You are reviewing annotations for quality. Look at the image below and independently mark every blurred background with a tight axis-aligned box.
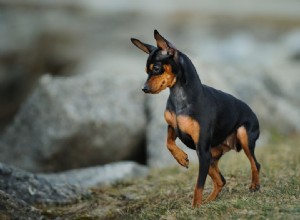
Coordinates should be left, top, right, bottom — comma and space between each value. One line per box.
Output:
0, 0, 300, 173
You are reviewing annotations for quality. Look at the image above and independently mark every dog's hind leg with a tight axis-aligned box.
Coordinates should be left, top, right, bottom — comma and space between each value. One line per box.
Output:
237, 126, 261, 191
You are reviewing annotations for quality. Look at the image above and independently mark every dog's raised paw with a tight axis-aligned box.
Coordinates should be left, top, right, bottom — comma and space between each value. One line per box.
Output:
174, 151, 189, 168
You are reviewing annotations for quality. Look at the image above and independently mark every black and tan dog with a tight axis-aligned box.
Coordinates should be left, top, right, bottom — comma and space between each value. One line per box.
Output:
131, 30, 261, 207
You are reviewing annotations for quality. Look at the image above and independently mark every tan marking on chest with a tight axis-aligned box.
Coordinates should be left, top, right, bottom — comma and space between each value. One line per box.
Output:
164, 110, 176, 128
177, 115, 200, 144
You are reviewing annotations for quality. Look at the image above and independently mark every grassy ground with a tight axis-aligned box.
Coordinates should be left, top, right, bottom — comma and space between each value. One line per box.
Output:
40, 135, 300, 219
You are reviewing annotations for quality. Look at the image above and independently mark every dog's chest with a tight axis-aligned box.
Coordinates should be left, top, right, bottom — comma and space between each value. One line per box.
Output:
164, 110, 199, 149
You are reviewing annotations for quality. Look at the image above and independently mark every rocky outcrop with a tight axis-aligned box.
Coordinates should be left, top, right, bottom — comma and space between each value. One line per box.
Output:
41, 161, 149, 188
0, 163, 87, 205
0, 72, 146, 172
0, 190, 44, 220
0, 161, 148, 219
0, 1, 88, 131
0, 161, 148, 205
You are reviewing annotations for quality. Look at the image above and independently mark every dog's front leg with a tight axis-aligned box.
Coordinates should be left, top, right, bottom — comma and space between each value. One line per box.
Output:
192, 137, 211, 208
166, 125, 189, 168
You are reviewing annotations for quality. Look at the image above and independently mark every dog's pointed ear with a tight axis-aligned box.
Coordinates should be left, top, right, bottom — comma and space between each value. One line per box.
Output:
131, 38, 156, 54
154, 30, 176, 54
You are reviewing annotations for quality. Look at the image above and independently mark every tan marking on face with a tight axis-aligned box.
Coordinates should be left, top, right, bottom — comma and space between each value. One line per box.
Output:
177, 115, 200, 144
149, 64, 154, 70
147, 64, 176, 94
145, 64, 154, 74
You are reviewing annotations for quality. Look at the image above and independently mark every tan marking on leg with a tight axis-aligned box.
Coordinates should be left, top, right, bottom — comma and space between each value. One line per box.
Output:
222, 132, 238, 151
211, 146, 223, 158
166, 126, 189, 168
177, 116, 201, 207
177, 115, 200, 145
237, 126, 260, 191
205, 161, 224, 203
192, 186, 203, 208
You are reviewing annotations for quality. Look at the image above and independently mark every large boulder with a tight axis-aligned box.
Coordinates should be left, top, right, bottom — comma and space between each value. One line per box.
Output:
0, 70, 146, 172
41, 161, 148, 188
0, 161, 147, 205
0, 1, 90, 131
0, 163, 87, 205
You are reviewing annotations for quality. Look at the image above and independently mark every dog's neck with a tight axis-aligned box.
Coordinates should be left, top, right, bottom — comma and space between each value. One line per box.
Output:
178, 52, 201, 85
169, 52, 202, 112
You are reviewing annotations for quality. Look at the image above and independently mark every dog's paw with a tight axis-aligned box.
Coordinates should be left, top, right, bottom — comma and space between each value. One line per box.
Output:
174, 150, 189, 168
249, 183, 260, 192
192, 197, 202, 208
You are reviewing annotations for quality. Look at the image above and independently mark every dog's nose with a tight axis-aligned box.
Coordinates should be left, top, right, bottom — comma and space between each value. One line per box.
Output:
142, 85, 150, 93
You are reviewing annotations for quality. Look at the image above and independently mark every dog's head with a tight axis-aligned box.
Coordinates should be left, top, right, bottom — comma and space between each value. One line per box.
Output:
131, 30, 179, 94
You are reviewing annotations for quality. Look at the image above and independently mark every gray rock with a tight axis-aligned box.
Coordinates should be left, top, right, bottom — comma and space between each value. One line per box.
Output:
41, 161, 149, 188
0, 161, 147, 208
0, 1, 88, 131
0, 71, 146, 172
282, 29, 300, 61
0, 190, 44, 220
0, 163, 87, 205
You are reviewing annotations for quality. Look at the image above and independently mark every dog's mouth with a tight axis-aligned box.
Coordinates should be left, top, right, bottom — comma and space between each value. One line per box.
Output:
142, 79, 170, 94
142, 88, 163, 94
151, 89, 162, 94
149, 84, 167, 94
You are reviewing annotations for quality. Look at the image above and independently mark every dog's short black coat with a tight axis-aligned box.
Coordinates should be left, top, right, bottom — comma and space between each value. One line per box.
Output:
131, 30, 261, 207
167, 52, 259, 148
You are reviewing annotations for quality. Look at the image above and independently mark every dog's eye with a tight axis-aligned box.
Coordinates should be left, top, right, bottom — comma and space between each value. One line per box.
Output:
152, 65, 161, 74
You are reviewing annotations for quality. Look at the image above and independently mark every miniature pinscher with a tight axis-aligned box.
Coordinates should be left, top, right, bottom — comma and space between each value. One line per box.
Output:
131, 30, 261, 207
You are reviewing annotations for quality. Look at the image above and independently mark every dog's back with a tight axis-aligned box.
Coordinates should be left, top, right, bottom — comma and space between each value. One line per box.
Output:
200, 84, 260, 146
